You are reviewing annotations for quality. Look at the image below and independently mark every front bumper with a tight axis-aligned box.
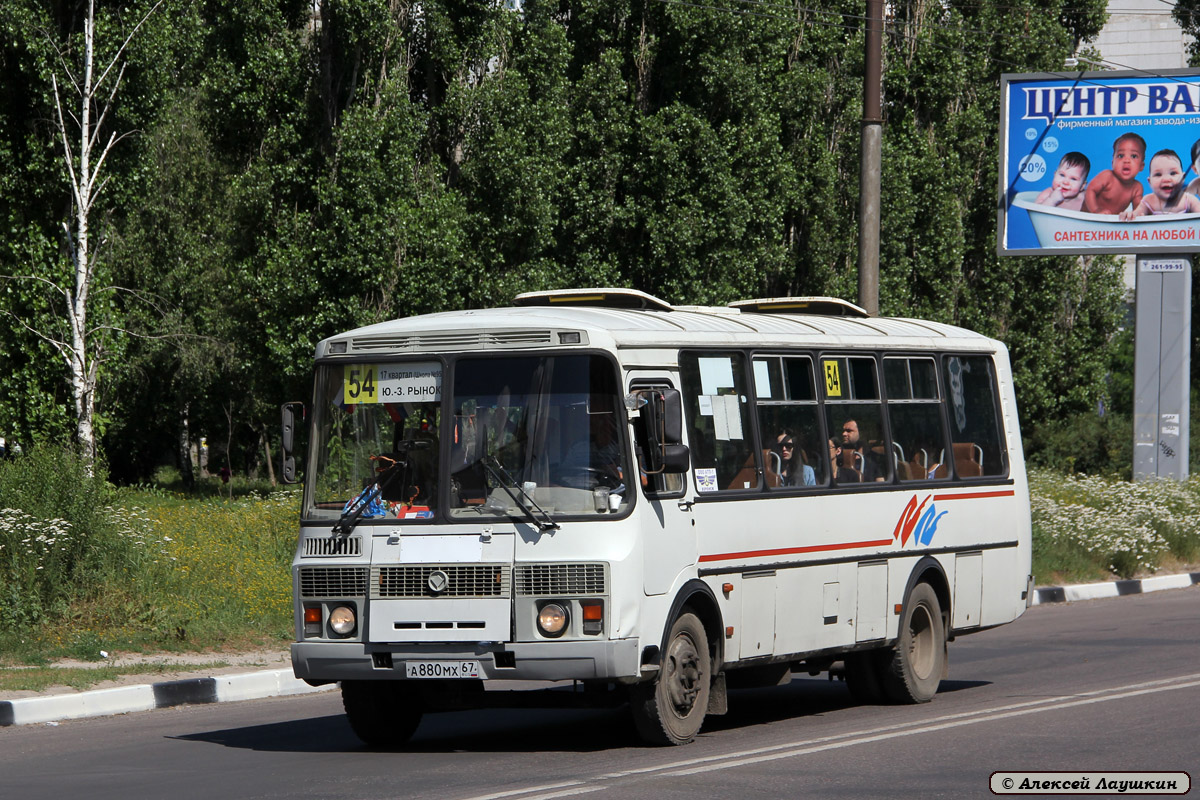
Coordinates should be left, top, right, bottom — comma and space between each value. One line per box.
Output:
291, 638, 641, 683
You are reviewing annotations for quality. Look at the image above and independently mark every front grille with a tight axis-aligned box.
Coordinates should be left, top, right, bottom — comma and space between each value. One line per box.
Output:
373, 564, 511, 598
515, 563, 607, 596
302, 535, 362, 557
299, 566, 368, 598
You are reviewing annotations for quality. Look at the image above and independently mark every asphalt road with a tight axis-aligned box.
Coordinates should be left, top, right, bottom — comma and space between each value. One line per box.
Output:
2, 587, 1197, 800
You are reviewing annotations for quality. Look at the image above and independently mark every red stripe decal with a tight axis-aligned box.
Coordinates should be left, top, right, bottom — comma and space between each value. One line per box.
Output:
699, 538, 894, 564
932, 490, 1016, 501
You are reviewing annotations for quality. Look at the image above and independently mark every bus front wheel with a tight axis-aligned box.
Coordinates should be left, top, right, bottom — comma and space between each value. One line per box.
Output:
883, 583, 946, 703
630, 611, 711, 745
341, 680, 423, 747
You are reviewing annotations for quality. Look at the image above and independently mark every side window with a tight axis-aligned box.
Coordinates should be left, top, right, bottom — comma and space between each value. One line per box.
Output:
680, 352, 759, 493
822, 355, 889, 484
754, 355, 826, 488
885, 357, 950, 481
944, 355, 1007, 478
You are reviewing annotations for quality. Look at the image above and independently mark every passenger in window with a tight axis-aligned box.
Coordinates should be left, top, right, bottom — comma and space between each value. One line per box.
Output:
829, 437, 861, 484
775, 431, 816, 487
839, 419, 885, 482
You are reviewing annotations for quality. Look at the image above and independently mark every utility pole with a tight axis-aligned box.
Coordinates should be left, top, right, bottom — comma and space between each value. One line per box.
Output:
857, 0, 883, 316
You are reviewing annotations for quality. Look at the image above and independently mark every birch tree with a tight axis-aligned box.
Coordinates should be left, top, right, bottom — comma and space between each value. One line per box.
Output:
43, 0, 161, 458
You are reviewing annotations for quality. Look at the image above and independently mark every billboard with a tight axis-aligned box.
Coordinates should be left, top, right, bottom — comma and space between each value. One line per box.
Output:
999, 69, 1200, 256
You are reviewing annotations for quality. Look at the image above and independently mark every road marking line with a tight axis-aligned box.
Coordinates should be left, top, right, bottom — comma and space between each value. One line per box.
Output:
663, 678, 1200, 776
451, 672, 1200, 800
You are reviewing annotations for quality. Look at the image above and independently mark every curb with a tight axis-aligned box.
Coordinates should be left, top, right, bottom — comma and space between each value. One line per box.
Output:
1031, 571, 1200, 605
3, 573, 1197, 728
0, 668, 334, 728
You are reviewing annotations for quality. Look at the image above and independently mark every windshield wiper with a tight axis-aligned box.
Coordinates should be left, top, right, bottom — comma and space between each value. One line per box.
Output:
478, 456, 559, 532
332, 440, 429, 535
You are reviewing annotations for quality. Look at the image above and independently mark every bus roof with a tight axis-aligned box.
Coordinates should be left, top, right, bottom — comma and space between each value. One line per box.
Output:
317, 289, 1000, 359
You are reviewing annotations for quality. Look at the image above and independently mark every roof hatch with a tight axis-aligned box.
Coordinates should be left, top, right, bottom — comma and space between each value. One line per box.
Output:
513, 287, 674, 312
729, 296, 870, 318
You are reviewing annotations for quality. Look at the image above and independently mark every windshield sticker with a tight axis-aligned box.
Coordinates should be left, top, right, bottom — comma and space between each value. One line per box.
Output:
344, 362, 442, 404
696, 468, 718, 492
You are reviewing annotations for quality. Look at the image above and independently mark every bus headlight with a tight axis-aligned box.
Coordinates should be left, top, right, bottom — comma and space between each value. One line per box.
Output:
537, 603, 569, 637
329, 605, 356, 635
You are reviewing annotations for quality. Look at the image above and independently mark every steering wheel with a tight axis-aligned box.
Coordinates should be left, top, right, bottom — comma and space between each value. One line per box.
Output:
558, 466, 621, 490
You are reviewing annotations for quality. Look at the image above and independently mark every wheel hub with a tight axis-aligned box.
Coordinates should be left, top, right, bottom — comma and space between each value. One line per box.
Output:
664, 634, 702, 715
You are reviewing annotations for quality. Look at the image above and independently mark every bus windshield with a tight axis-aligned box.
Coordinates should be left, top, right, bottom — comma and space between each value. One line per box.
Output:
447, 354, 631, 520
304, 354, 631, 523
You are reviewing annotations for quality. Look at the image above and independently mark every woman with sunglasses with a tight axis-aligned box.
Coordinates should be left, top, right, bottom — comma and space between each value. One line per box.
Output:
776, 431, 816, 487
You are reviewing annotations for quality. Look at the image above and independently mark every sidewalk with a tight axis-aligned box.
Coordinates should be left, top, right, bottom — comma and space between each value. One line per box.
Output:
3, 571, 1197, 728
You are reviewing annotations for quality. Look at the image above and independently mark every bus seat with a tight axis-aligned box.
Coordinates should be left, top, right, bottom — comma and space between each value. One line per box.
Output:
835, 465, 863, 484
725, 453, 760, 491
951, 443, 983, 478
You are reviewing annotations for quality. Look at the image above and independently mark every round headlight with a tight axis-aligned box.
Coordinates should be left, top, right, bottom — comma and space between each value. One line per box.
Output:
329, 605, 356, 635
537, 603, 569, 637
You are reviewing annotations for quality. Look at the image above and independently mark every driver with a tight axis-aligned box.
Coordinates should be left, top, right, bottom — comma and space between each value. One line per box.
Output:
559, 395, 625, 486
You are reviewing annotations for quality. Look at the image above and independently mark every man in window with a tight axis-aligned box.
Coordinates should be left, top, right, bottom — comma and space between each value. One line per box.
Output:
840, 419, 886, 482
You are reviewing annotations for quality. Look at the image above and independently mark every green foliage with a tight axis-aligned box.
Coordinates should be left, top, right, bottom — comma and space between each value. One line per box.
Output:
0, 446, 137, 628
0, 451, 296, 656
1026, 412, 1132, 478
0, 0, 1129, 480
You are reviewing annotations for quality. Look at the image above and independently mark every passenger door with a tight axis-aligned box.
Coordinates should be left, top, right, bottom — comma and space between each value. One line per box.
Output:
629, 371, 697, 596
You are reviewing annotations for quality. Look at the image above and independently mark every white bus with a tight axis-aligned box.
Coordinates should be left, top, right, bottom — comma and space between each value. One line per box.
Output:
284, 288, 1032, 746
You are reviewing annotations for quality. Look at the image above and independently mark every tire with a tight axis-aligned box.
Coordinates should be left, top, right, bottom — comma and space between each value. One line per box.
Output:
630, 611, 711, 745
341, 680, 423, 747
843, 649, 889, 704
882, 583, 946, 704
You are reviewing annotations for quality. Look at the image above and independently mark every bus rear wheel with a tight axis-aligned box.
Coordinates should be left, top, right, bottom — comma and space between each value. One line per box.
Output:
630, 611, 711, 745
341, 680, 423, 747
882, 583, 946, 704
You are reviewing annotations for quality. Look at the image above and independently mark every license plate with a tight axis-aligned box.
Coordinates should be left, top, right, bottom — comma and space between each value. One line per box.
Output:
404, 660, 482, 679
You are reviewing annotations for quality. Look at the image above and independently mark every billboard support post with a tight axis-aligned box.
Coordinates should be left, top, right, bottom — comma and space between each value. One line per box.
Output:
1132, 255, 1191, 481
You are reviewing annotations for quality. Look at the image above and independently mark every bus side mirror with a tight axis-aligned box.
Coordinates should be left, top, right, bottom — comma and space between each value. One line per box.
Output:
633, 389, 689, 475
281, 402, 305, 485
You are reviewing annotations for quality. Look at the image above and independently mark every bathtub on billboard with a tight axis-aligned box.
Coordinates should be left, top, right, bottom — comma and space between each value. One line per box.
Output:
1010, 191, 1200, 250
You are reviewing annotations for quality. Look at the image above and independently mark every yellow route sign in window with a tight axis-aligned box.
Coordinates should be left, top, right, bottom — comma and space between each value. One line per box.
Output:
823, 359, 842, 397
344, 364, 378, 404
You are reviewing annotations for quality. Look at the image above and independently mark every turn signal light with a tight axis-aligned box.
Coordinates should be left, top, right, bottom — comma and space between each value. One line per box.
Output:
581, 602, 603, 635
304, 605, 321, 638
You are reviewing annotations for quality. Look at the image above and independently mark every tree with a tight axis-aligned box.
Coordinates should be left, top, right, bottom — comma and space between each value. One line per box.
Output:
1, 0, 163, 461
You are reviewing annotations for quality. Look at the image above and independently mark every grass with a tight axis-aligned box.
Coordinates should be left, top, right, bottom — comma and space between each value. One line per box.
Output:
0, 459, 299, 667
1030, 467, 1200, 583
